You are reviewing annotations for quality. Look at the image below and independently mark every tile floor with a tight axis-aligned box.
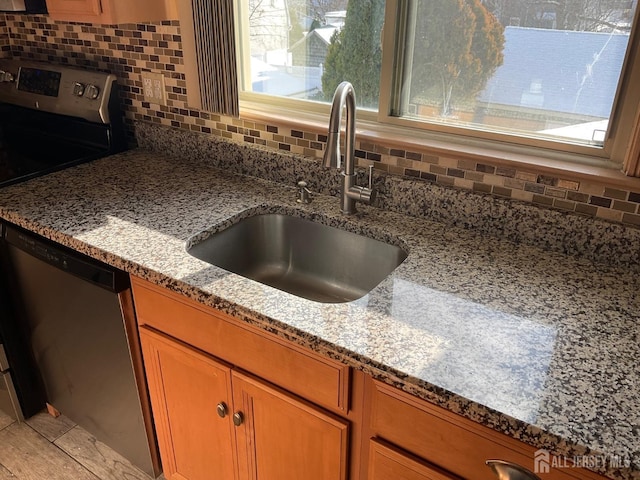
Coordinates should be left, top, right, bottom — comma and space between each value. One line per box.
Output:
0, 409, 161, 480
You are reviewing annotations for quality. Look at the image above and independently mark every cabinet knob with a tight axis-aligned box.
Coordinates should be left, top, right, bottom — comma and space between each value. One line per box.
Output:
486, 460, 541, 480
233, 412, 244, 426
216, 402, 228, 418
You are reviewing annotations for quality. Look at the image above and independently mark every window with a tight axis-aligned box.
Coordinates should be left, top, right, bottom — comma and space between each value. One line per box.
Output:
235, 0, 640, 169
236, 0, 384, 108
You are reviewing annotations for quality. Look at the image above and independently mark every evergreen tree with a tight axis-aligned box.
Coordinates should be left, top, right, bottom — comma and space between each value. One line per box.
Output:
321, 0, 384, 108
411, 0, 504, 116
322, 0, 504, 115
322, 29, 346, 99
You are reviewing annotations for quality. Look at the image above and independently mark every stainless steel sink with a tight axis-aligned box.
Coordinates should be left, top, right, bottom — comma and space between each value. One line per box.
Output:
187, 213, 407, 303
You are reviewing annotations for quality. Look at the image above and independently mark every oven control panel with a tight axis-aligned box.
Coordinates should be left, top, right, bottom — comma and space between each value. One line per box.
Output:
0, 59, 117, 124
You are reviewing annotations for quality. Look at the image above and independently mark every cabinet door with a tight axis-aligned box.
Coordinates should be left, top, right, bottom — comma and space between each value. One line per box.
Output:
232, 371, 349, 480
368, 439, 459, 480
140, 327, 237, 480
47, 0, 175, 24
46, 0, 102, 18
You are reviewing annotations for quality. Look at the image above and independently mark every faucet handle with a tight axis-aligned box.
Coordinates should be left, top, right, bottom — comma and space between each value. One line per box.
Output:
367, 165, 374, 190
346, 166, 377, 208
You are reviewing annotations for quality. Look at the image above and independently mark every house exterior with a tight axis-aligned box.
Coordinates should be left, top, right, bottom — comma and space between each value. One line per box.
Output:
290, 26, 336, 67
289, 10, 346, 67
416, 26, 629, 140
477, 26, 628, 119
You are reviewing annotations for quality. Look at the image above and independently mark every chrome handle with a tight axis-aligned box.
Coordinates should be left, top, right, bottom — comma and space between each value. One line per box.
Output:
232, 412, 244, 426
345, 165, 377, 207
486, 460, 541, 480
216, 402, 228, 418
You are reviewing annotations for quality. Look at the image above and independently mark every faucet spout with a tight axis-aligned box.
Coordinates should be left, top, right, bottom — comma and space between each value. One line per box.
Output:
323, 81, 376, 214
322, 81, 355, 171
322, 131, 342, 169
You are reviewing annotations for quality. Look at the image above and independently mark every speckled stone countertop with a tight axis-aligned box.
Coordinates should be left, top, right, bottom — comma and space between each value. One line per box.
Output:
0, 147, 638, 479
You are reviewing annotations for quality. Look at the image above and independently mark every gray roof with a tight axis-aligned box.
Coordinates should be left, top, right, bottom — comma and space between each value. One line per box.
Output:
478, 26, 629, 118
289, 26, 337, 52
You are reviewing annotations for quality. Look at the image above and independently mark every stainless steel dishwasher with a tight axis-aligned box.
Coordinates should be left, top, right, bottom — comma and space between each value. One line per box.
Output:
1, 222, 159, 478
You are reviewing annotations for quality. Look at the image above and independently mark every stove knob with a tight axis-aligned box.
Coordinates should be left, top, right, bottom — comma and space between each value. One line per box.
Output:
84, 84, 100, 100
72, 82, 85, 97
0, 71, 14, 83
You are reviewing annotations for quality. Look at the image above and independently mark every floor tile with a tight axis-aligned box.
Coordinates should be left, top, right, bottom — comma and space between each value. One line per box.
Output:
0, 411, 14, 431
25, 411, 76, 442
55, 426, 152, 480
0, 422, 99, 480
0, 464, 16, 479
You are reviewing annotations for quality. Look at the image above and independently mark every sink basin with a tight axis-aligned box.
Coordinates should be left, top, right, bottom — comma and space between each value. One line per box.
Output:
187, 213, 407, 303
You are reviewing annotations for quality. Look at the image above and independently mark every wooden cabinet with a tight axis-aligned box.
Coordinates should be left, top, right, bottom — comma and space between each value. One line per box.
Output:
140, 327, 236, 480
365, 378, 606, 480
140, 326, 349, 480
233, 371, 349, 480
133, 277, 352, 480
46, 0, 176, 24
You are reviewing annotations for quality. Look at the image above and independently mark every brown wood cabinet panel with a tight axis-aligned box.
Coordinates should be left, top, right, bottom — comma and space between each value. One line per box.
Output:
140, 327, 237, 480
368, 439, 459, 480
46, 0, 175, 24
47, 0, 100, 17
367, 379, 605, 480
232, 370, 349, 480
140, 325, 351, 480
131, 276, 350, 413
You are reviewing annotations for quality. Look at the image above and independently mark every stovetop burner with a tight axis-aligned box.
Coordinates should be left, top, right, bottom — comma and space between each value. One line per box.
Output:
0, 59, 126, 187
0, 138, 106, 187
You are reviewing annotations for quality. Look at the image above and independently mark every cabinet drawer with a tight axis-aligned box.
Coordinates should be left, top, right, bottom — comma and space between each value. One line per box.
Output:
369, 439, 459, 480
131, 276, 349, 413
368, 379, 604, 480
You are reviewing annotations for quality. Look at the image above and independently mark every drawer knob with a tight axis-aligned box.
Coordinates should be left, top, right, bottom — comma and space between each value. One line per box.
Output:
233, 412, 244, 426
486, 460, 541, 480
216, 402, 228, 418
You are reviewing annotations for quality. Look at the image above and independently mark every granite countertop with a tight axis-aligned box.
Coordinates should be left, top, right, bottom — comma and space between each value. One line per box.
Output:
0, 147, 638, 479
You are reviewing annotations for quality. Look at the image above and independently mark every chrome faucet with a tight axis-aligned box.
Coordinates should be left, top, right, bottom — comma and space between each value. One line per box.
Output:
323, 81, 376, 214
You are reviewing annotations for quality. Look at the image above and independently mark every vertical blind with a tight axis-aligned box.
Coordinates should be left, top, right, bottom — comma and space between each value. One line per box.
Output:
178, 0, 239, 117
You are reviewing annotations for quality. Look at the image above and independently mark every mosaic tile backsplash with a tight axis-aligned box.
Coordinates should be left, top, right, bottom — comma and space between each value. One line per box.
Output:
1, 13, 640, 229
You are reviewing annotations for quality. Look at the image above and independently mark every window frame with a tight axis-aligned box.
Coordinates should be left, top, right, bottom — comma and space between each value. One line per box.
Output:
234, 0, 640, 176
